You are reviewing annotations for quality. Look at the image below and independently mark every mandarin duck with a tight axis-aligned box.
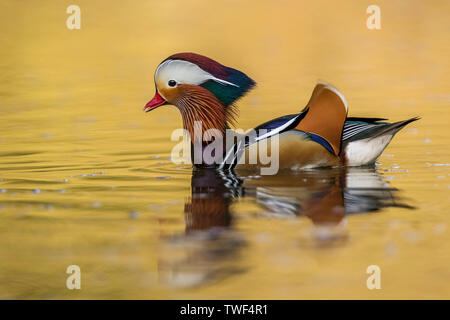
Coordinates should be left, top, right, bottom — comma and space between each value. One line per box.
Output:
143, 53, 419, 171
186, 167, 412, 230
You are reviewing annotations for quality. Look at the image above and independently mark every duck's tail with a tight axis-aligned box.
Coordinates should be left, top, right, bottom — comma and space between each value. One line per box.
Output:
343, 117, 420, 166
343, 117, 420, 143
368, 117, 420, 140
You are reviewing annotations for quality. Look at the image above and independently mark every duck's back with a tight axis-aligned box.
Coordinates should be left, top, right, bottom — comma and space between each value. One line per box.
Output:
222, 82, 418, 171
236, 82, 348, 171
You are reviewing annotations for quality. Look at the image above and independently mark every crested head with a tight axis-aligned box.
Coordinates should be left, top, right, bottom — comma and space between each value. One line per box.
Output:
160, 53, 256, 106
144, 52, 256, 142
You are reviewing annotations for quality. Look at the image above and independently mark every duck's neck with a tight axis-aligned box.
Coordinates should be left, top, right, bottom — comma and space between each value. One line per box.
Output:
179, 102, 230, 144
174, 85, 238, 166
182, 105, 231, 167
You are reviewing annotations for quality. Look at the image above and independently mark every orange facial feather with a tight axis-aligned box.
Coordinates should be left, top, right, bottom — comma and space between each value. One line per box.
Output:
173, 84, 237, 143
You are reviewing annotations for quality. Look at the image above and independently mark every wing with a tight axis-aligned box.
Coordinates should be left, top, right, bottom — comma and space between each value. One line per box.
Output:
219, 113, 306, 169
253, 81, 349, 153
342, 117, 419, 144
296, 82, 348, 155
219, 82, 349, 168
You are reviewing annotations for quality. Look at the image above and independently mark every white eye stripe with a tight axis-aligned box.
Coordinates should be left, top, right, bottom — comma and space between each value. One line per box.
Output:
155, 59, 238, 88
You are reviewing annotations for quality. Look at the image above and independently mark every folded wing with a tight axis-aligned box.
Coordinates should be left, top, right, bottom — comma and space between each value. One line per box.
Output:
296, 82, 348, 156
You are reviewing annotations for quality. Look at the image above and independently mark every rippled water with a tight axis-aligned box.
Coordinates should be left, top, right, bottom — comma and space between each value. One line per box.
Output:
0, 1, 449, 299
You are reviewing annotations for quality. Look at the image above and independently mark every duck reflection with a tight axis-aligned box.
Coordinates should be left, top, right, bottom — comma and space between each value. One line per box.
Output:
243, 167, 413, 224
184, 169, 242, 233
159, 170, 246, 287
160, 166, 413, 287
244, 168, 347, 225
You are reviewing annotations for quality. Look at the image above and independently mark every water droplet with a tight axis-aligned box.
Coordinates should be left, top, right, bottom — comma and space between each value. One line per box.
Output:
434, 224, 446, 235
129, 211, 139, 219
404, 231, 421, 243
385, 242, 398, 257
148, 204, 163, 211
388, 219, 400, 229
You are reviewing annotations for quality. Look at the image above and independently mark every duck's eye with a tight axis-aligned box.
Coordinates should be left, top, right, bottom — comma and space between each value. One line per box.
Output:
168, 80, 177, 87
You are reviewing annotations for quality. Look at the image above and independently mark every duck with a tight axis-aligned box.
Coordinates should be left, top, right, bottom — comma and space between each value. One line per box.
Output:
143, 52, 419, 171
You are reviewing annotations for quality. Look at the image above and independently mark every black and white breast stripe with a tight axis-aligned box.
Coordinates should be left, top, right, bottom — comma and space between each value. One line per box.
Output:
218, 112, 304, 169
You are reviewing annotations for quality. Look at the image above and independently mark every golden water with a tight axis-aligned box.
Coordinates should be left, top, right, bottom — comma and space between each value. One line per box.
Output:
0, 0, 449, 299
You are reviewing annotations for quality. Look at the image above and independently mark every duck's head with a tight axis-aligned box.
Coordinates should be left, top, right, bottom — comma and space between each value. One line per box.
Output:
143, 53, 255, 140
